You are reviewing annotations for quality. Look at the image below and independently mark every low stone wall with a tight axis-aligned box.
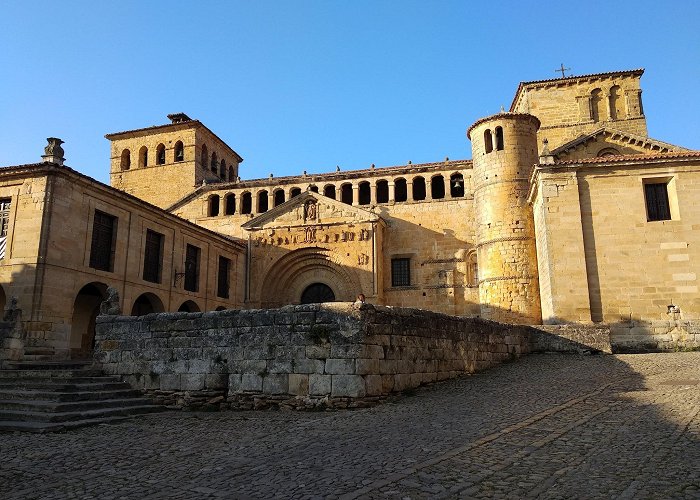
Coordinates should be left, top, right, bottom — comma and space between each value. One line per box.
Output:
610, 319, 700, 352
531, 325, 613, 354
94, 303, 531, 410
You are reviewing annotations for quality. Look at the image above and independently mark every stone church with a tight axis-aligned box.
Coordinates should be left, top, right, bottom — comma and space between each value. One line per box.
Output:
1, 68, 698, 362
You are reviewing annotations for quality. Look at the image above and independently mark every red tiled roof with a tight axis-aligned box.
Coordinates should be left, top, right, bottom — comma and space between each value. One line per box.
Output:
466, 113, 540, 139
553, 150, 700, 166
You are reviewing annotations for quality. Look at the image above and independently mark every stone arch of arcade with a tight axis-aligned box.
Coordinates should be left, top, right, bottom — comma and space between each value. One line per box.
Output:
258, 247, 361, 307
70, 281, 108, 358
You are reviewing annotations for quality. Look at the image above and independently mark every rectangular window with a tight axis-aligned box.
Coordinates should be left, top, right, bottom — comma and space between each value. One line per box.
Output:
391, 258, 411, 287
217, 256, 231, 299
644, 182, 671, 221
143, 229, 164, 283
184, 244, 200, 292
0, 198, 11, 238
89, 210, 117, 272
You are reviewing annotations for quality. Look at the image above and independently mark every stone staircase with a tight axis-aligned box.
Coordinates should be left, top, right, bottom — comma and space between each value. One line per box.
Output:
0, 360, 164, 433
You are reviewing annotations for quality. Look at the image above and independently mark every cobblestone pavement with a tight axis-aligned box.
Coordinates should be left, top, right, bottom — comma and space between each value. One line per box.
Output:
2, 353, 699, 499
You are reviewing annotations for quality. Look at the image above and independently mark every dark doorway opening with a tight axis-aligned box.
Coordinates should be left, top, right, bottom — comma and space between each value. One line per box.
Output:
300, 283, 336, 304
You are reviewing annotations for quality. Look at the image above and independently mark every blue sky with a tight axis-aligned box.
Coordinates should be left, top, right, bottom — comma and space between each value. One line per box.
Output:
1, 1, 699, 183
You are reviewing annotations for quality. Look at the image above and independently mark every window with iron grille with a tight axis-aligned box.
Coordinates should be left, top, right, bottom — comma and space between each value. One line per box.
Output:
0, 198, 11, 238
217, 256, 231, 299
184, 244, 200, 292
143, 229, 164, 283
89, 210, 117, 272
391, 258, 411, 287
644, 182, 671, 221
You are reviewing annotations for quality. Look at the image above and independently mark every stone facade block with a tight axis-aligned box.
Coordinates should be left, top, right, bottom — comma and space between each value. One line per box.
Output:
331, 375, 366, 397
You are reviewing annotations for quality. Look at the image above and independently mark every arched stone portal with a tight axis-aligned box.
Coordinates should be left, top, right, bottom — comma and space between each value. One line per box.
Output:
258, 247, 361, 308
300, 283, 336, 304
70, 282, 108, 358
131, 293, 165, 316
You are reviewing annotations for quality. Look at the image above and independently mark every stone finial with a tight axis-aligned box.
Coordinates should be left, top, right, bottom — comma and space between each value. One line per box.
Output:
99, 287, 121, 315
539, 139, 555, 165
336, 166, 340, 172
42, 138, 65, 166
407, 160, 412, 165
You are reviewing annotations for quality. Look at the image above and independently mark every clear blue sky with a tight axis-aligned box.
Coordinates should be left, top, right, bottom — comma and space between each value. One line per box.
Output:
1, 0, 699, 183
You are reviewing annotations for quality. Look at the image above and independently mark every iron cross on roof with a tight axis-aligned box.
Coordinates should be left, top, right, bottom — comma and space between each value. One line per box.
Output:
555, 64, 571, 78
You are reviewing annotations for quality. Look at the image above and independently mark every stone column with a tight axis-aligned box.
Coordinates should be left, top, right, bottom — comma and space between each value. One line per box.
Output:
352, 184, 359, 206
370, 181, 377, 205
388, 181, 395, 204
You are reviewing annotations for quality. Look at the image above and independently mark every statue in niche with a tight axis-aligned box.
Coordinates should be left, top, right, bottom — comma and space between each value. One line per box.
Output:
3, 296, 21, 323
357, 253, 370, 266
304, 200, 317, 221
99, 287, 121, 316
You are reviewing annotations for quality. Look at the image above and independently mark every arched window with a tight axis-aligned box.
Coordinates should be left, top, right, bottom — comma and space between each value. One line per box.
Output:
174, 141, 184, 162
258, 190, 269, 213
358, 181, 371, 205
201, 144, 208, 168
591, 88, 604, 122
208, 194, 220, 217
224, 193, 236, 215
309, 185, 319, 193
340, 183, 353, 204
468, 252, 478, 287
156, 144, 166, 165
412, 176, 426, 201
241, 192, 252, 214
274, 189, 285, 206
431, 175, 445, 199
495, 127, 504, 151
450, 173, 465, 198
597, 147, 620, 157
290, 187, 301, 198
120, 149, 131, 170
210, 152, 218, 173
609, 85, 623, 120
394, 178, 407, 202
220, 159, 227, 179
228, 166, 234, 181
138, 146, 148, 168
484, 129, 493, 153
376, 180, 389, 203
324, 184, 336, 199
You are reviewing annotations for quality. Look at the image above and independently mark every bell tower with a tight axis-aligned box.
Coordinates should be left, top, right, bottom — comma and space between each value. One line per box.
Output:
106, 114, 243, 209
467, 113, 542, 324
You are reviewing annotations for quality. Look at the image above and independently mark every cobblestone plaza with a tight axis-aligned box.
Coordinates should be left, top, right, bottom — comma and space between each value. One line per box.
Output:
2, 352, 699, 499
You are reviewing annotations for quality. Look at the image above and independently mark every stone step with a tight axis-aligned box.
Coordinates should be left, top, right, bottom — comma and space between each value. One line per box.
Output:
0, 387, 143, 402
0, 379, 129, 391
0, 404, 163, 424
0, 397, 155, 413
0, 415, 139, 433
0, 369, 108, 379
4, 360, 92, 370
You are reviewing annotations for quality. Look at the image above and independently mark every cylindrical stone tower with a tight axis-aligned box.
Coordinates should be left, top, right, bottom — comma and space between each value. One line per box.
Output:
467, 113, 542, 324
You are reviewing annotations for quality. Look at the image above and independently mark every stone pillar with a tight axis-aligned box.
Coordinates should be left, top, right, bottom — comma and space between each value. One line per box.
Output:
352, 184, 359, 206
388, 181, 395, 204
467, 113, 542, 325
426, 178, 433, 200
406, 179, 414, 201
369, 181, 377, 205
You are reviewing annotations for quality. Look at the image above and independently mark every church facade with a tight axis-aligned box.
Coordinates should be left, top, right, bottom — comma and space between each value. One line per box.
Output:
1, 68, 699, 360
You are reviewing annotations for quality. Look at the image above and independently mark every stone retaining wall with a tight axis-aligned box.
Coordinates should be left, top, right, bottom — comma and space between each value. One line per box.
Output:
94, 303, 531, 409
